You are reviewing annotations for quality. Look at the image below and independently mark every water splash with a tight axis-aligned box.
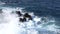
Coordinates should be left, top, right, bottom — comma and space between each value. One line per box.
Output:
0, 7, 60, 34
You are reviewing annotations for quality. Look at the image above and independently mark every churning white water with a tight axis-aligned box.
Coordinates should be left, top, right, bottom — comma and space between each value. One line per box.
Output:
0, 7, 60, 34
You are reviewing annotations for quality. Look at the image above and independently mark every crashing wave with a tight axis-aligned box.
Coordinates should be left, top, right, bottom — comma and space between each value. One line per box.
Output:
0, 7, 60, 34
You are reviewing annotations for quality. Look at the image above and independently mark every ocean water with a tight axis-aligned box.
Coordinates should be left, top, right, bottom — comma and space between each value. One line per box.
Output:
0, 0, 60, 34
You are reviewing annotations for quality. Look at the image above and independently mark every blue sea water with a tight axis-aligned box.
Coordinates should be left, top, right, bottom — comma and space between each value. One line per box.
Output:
0, 0, 60, 34
2, 0, 60, 26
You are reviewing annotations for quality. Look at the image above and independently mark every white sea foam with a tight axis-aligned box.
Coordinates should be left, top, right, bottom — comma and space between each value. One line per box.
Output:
0, 7, 60, 34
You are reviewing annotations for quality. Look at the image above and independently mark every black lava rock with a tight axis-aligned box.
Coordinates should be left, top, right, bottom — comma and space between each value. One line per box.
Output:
16, 11, 22, 16
19, 17, 26, 22
23, 13, 32, 20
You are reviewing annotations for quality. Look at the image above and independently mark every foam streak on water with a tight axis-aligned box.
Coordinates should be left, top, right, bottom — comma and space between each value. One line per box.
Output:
0, 7, 60, 34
